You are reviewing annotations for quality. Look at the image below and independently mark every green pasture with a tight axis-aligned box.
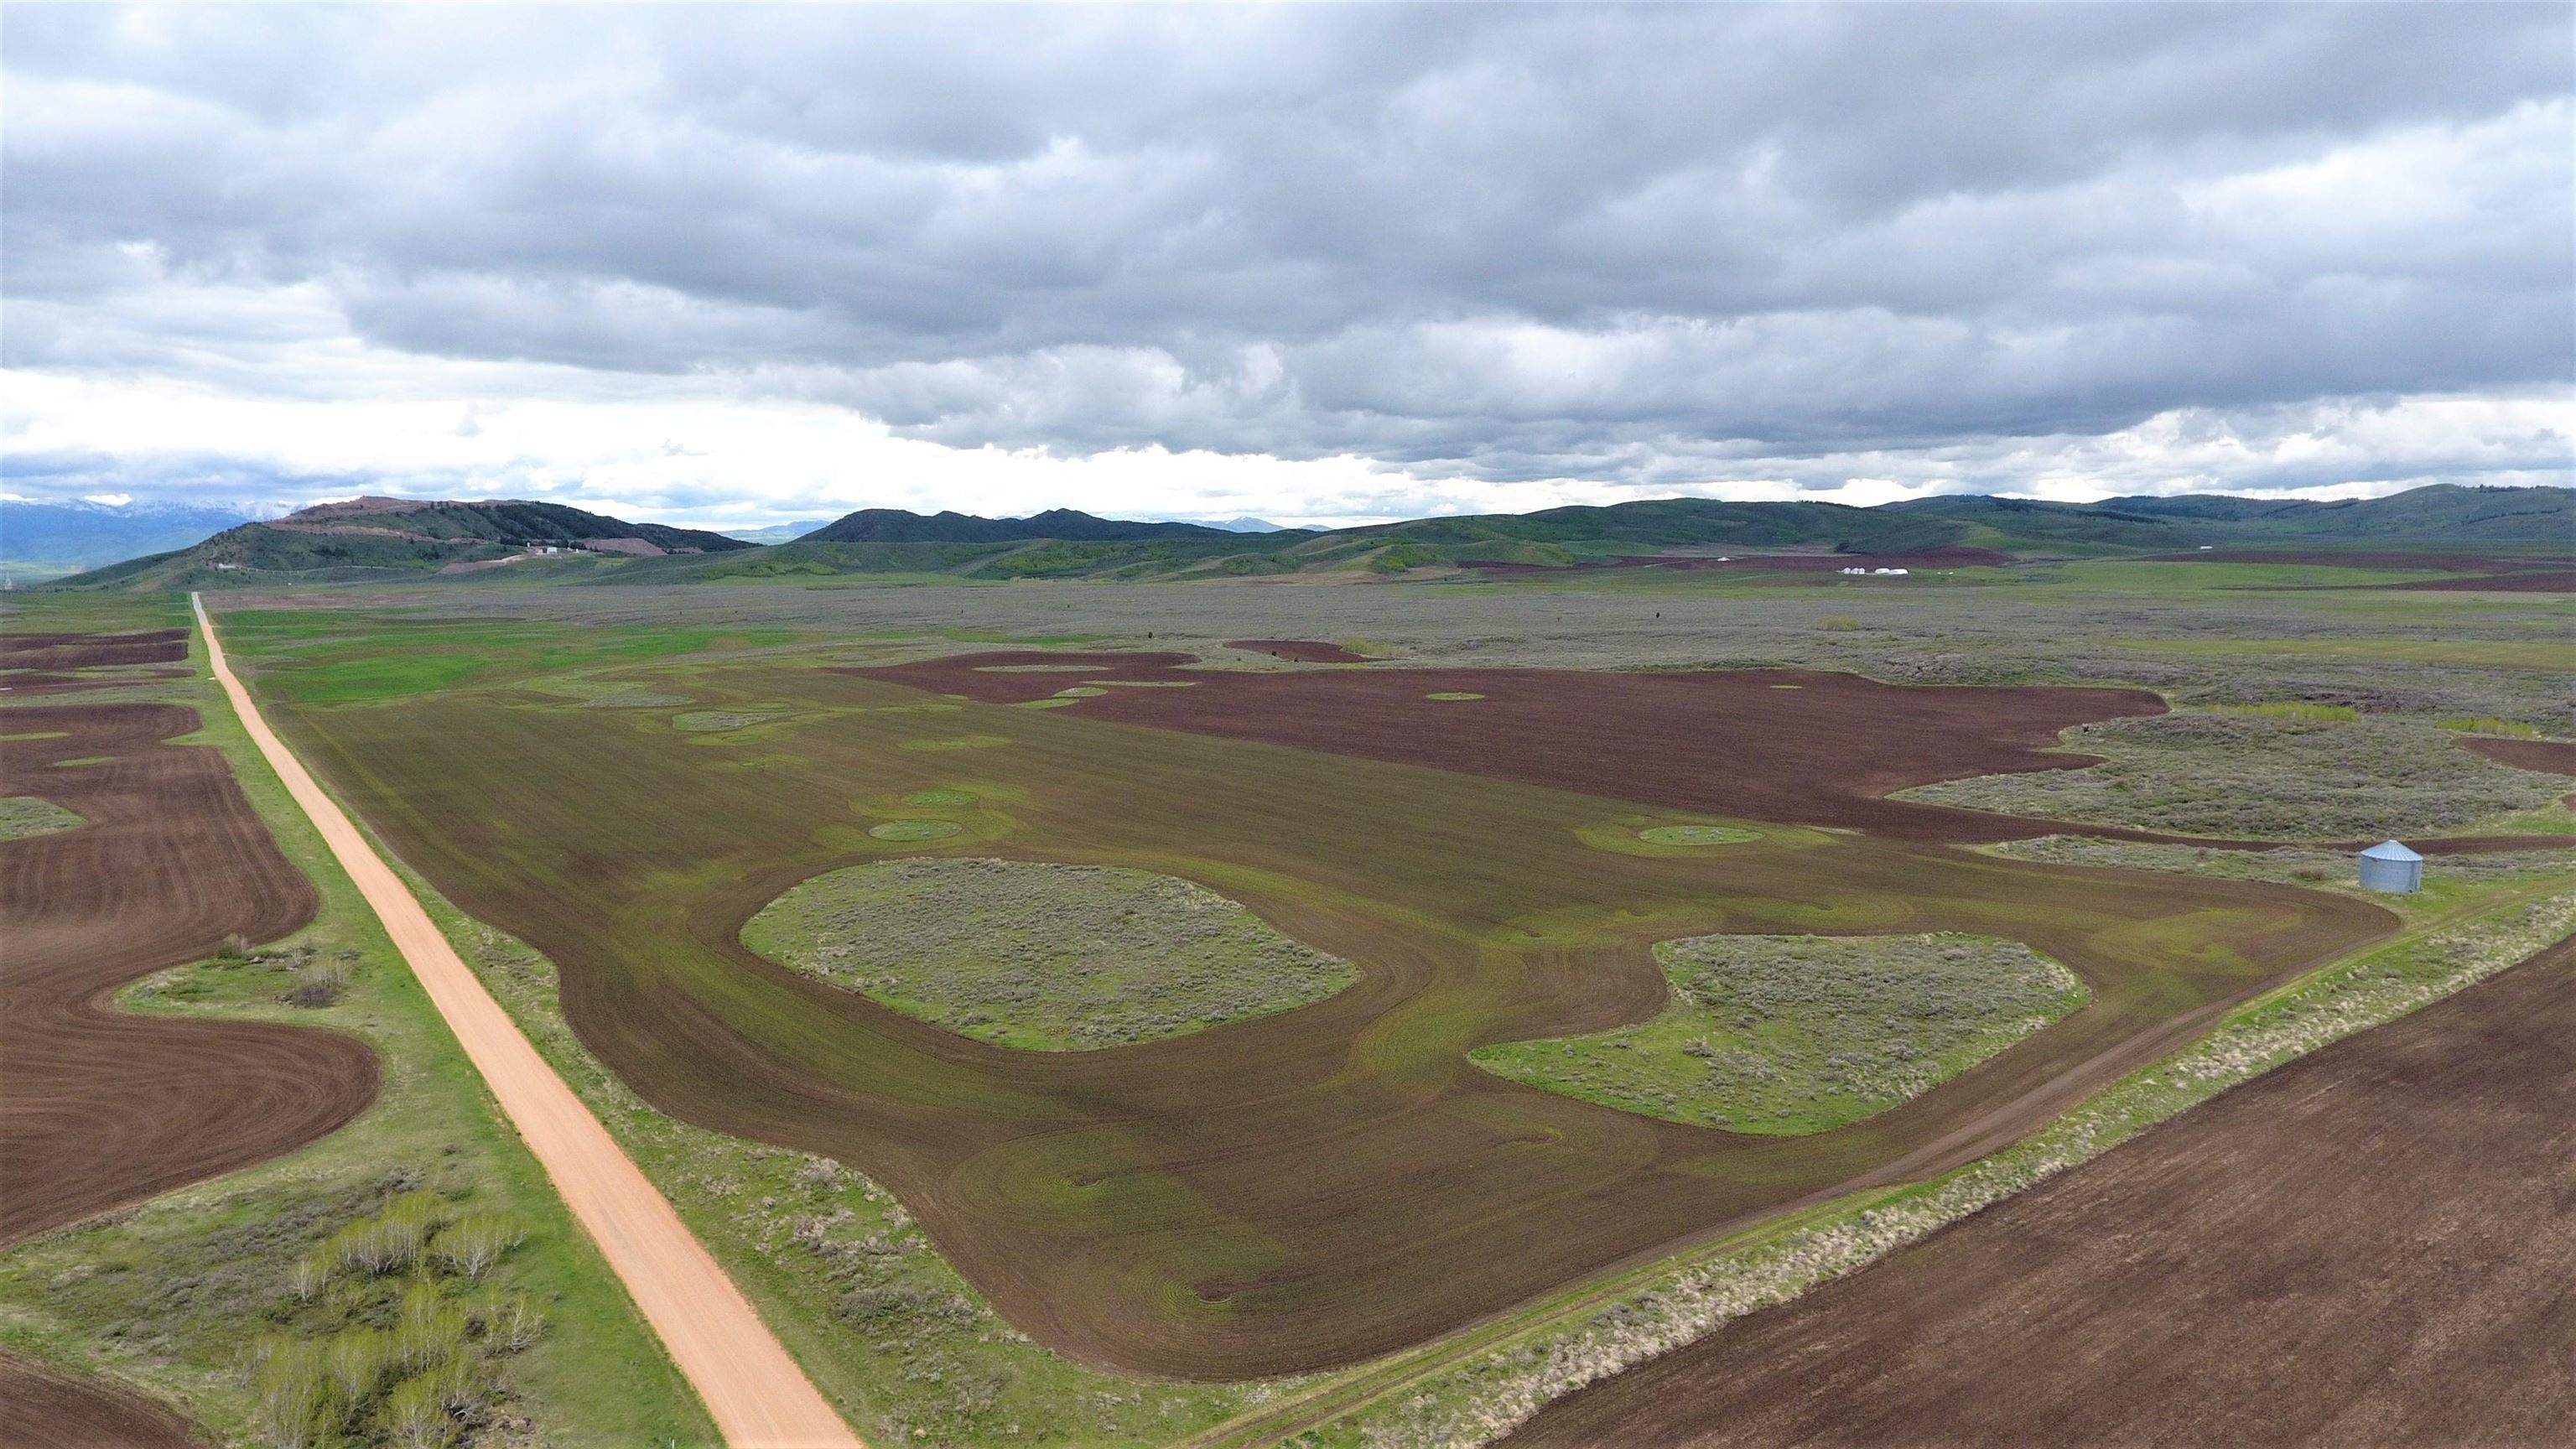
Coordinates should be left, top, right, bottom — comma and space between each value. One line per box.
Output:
226, 605, 2396, 1385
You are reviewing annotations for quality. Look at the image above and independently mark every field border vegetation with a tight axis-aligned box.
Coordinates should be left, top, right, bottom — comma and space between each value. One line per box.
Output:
1187, 867, 2576, 1449
349, 827, 1291, 1446
0, 597, 717, 1449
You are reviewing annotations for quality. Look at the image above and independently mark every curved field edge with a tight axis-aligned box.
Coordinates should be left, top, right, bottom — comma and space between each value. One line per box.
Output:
347, 821, 1298, 1446
741, 857, 1359, 1052
1467, 933, 2087, 1135
1191, 872, 2576, 1449
0, 602, 717, 1449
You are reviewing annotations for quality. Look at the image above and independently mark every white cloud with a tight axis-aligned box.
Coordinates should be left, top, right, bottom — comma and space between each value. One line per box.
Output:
1, 4, 2568, 519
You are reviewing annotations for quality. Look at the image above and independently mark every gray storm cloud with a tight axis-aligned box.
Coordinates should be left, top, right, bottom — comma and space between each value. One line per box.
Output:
2, 3, 2569, 501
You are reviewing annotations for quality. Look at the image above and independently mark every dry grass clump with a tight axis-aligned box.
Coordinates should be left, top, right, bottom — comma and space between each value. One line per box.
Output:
284, 958, 355, 1007
1901, 712, 2567, 838
1472, 933, 2086, 1133
743, 857, 1358, 1050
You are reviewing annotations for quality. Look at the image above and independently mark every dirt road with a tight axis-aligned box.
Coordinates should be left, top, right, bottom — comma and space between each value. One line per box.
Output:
1501, 936, 2576, 1448
195, 595, 861, 1449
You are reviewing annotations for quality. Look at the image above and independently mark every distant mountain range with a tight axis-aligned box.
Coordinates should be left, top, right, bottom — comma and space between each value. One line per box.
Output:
715, 520, 835, 546
1, 500, 273, 581
30, 484, 2572, 590
44, 496, 752, 589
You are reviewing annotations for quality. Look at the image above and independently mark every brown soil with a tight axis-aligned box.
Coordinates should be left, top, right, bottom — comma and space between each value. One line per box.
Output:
0, 629, 190, 673
0, 1352, 200, 1448
1226, 638, 1373, 662
1503, 936, 2576, 1449
2460, 735, 2576, 810
0, 661, 377, 1245
2385, 567, 2575, 592
2459, 735, 2576, 779
863, 652, 2167, 844
864, 652, 2573, 856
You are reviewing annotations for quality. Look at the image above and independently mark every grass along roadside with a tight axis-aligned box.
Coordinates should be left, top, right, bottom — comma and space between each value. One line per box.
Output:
1187, 864, 2575, 1449
0, 597, 716, 1447
345, 828, 1291, 1445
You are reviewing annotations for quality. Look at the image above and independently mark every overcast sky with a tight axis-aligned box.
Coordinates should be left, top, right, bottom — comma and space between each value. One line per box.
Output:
3, 3, 2570, 527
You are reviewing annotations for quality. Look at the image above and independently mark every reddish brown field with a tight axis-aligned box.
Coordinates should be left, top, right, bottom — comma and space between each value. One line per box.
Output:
2459, 734, 2576, 780
1225, 637, 1373, 662
0, 628, 190, 672
2386, 567, 2576, 591
2462, 735, 2576, 810
870, 652, 2572, 856
870, 652, 2181, 844
0, 1352, 199, 1448
1502, 937, 2576, 1449
0, 667, 377, 1245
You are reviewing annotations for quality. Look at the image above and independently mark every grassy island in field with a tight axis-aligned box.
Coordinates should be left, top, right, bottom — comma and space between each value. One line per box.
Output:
742, 857, 1358, 1050
1472, 933, 2089, 1134
0, 794, 86, 841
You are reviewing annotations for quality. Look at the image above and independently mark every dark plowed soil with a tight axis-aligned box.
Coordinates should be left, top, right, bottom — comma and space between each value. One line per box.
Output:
866, 653, 2573, 856
0, 679, 377, 1244
0, 629, 190, 672
1226, 638, 1373, 662
0, 1353, 200, 1448
866, 653, 2166, 844
1476, 547, 2010, 575
2462, 735, 2576, 809
1503, 937, 2576, 1449
2385, 567, 2574, 591
2459, 735, 2576, 780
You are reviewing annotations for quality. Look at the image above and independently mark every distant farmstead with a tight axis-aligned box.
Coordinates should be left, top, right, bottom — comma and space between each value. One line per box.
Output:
2358, 839, 2423, 894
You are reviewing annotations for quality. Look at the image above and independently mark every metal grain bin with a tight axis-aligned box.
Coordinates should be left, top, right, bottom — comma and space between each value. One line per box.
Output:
2358, 839, 2423, 894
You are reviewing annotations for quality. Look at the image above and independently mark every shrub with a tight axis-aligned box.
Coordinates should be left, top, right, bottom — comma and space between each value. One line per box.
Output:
323, 1327, 391, 1403
428, 1213, 523, 1280
376, 1374, 454, 1449
283, 958, 352, 1008
248, 1337, 333, 1449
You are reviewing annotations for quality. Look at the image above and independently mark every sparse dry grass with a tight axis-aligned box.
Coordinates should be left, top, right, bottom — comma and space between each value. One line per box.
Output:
742, 857, 1357, 1050
1901, 712, 2566, 838
1472, 934, 2085, 1133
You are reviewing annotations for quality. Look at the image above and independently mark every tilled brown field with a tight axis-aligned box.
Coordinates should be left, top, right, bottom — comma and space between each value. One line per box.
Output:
876, 651, 2572, 855
0, 628, 190, 673
869, 652, 2166, 843
1226, 637, 1373, 662
0, 680, 377, 1244
0, 1351, 199, 1448
1502, 936, 2576, 1449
